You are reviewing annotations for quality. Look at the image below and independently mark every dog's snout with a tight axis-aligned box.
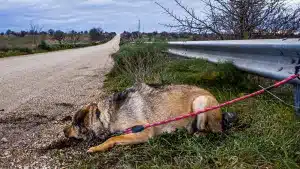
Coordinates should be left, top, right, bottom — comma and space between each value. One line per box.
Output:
63, 126, 76, 138
63, 126, 70, 138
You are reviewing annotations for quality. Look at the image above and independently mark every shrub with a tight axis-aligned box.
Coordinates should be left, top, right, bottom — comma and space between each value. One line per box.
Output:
38, 40, 51, 51
104, 40, 168, 92
89, 27, 105, 42
54, 30, 65, 44
18, 47, 33, 54
0, 47, 33, 57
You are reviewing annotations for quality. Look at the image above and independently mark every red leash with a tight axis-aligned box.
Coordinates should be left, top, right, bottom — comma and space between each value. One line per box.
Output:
117, 74, 299, 135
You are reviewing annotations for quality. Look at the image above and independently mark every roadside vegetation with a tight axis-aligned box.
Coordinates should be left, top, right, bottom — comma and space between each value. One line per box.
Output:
0, 27, 116, 58
52, 41, 300, 169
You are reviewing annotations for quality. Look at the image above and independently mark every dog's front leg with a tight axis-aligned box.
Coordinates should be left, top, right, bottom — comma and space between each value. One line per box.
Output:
87, 129, 153, 153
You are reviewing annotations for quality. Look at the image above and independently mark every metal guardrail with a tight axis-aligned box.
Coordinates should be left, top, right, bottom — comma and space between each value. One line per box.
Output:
168, 38, 300, 84
167, 38, 300, 116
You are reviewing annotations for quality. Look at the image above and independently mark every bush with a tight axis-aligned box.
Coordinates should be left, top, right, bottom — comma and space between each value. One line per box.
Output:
54, 30, 65, 44
89, 27, 105, 42
38, 40, 51, 51
18, 47, 33, 54
104, 40, 168, 92
0, 47, 33, 57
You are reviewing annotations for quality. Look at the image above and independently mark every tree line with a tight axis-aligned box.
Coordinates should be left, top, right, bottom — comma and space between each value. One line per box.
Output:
1, 27, 117, 44
121, 31, 202, 41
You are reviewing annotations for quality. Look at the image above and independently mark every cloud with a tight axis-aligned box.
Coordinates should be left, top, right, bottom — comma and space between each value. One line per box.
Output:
0, 0, 299, 33
0, 0, 173, 33
82, 0, 114, 4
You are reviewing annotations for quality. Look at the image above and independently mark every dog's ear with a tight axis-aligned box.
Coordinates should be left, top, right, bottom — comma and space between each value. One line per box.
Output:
112, 91, 128, 102
73, 103, 101, 126
112, 87, 135, 102
73, 106, 89, 125
110, 88, 135, 111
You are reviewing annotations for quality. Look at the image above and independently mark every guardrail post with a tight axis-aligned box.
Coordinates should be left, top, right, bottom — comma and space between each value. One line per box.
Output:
294, 84, 300, 116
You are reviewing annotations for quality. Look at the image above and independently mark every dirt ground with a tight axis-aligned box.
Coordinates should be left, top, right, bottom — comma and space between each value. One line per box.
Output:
0, 35, 120, 168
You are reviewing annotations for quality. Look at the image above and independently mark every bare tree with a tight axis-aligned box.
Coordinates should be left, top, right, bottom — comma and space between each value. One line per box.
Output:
69, 30, 81, 45
54, 30, 65, 45
48, 29, 55, 36
89, 27, 104, 42
259, 3, 300, 37
156, 0, 300, 39
29, 21, 43, 47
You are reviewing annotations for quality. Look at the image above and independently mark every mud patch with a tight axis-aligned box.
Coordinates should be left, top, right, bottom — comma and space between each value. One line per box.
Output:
39, 138, 82, 152
54, 102, 74, 108
85, 74, 99, 78
0, 114, 55, 126
78, 66, 89, 70
40, 134, 105, 152
60, 115, 73, 122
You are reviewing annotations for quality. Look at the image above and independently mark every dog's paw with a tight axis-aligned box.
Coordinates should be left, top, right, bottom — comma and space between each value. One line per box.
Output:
87, 147, 95, 153
87, 146, 101, 153
87, 145, 108, 153
193, 131, 207, 137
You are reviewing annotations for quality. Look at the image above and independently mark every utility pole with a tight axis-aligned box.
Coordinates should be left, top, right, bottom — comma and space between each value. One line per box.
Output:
138, 19, 141, 33
138, 19, 141, 38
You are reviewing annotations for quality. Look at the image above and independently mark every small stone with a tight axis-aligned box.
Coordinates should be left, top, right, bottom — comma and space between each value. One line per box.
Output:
4, 150, 9, 156
1, 137, 8, 143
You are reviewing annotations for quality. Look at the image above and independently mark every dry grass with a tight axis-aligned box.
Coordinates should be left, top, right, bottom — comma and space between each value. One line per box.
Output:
0, 34, 108, 58
0, 34, 90, 49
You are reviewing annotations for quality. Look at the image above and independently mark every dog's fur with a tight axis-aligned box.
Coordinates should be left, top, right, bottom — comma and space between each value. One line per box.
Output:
63, 83, 235, 153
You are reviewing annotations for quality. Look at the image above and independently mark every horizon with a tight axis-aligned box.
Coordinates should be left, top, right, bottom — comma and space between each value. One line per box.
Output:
1, 0, 300, 33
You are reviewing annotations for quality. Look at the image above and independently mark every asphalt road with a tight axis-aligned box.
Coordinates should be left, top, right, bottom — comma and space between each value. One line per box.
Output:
0, 35, 120, 168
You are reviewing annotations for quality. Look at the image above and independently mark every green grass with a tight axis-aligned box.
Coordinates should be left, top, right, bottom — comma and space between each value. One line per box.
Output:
0, 44, 93, 58
103, 40, 168, 93
0, 35, 112, 58
52, 41, 300, 169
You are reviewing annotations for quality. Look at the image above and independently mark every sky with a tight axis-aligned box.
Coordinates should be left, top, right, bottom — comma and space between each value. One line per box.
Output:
0, 0, 300, 33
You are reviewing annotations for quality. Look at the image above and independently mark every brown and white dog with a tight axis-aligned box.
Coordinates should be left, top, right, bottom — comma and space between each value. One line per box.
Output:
63, 83, 237, 153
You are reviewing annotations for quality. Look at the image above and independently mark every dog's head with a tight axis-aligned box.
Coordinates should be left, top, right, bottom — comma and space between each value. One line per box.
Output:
63, 103, 108, 140
63, 89, 132, 141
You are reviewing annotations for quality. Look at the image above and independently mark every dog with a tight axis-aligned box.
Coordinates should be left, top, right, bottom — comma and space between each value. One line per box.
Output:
63, 83, 237, 153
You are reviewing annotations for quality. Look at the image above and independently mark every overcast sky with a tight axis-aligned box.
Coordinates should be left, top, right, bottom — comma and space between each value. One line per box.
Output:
0, 0, 300, 33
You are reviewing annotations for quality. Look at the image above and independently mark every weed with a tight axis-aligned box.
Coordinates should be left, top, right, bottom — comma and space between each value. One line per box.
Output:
104, 40, 168, 93
38, 40, 52, 51
0, 36, 113, 58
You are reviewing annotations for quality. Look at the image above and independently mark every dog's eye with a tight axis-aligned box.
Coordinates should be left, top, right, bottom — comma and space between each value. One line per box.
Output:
81, 127, 88, 134
96, 110, 101, 119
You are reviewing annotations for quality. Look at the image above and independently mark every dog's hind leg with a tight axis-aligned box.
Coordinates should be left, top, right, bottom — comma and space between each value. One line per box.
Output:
192, 95, 222, 135
192, 96, 208, 134
87, 128, 154, 153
